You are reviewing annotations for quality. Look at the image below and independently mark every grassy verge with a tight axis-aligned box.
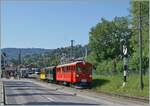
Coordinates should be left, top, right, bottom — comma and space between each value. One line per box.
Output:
91, 73, 149, 98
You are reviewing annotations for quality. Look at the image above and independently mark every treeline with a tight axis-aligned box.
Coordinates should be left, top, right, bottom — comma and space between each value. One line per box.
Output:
2, 48, 50, 60
87, 1, 149, 75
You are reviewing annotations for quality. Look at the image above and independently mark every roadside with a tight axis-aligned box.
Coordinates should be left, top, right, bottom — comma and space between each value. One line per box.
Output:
92, 74, 149, 99
26, 78, 149, 106
0, 79, 4, 106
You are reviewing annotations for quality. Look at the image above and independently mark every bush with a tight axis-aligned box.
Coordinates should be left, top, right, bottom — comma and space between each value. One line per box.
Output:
95, 59, 124, 75
116, 60, 123, 73
96, 60, 114, 75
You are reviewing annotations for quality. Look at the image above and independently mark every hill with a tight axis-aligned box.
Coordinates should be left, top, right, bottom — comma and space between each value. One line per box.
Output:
2, 45, 88, 66
1, 48, 51, 60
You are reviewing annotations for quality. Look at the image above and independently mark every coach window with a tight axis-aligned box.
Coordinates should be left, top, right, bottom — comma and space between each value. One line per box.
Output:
65, 67, 67, 72
67, 66, 69, 71
70, 66, 72, 71
59, 68, 61, 72
67, 67, 69, 72
77, 66, 81, 72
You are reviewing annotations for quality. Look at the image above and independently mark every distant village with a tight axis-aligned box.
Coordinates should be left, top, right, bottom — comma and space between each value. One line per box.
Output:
1, 52, 40, 79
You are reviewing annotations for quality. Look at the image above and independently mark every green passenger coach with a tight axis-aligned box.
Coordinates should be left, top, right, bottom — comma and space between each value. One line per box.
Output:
45, 66, 56, 82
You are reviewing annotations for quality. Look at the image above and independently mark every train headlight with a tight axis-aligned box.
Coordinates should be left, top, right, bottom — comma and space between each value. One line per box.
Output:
89, 75, 92, 77
76, 74, 79, 77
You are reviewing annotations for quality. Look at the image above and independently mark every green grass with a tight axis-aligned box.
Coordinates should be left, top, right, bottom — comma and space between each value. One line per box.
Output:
92, 73, 149, 98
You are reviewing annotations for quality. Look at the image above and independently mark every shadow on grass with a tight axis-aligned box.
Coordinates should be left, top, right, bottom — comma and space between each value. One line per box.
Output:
92, 79, 110, 88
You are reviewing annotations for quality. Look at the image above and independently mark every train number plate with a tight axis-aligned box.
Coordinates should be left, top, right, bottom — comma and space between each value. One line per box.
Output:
81, 79, 87, 82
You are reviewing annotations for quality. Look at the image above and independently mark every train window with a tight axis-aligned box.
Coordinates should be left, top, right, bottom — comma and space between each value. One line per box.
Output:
63, 67, 65, 72
58, 68, 61, 73
67, 66, 69, 70
82, 66, 91, 72
66, 67, 67, 71
77, 66, 81, 72
63, 67, 67, 72
70, 66, 71, 70
67, 67, 69, 72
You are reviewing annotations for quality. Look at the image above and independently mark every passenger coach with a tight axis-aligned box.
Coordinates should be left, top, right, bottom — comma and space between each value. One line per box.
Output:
45, 66, 56, 82
56, 61, 92, 87
39, 68, 46, 80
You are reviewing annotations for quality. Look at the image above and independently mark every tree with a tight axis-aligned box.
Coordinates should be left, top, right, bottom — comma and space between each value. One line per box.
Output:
88, 17, 131, 73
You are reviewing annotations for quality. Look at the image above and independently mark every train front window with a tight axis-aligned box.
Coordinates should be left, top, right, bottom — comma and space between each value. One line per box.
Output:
81, 67, 88, 72
77, 66, 91, 72
77, 66, 81, 72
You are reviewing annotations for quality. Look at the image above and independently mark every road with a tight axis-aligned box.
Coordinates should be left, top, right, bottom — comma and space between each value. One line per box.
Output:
3, 79, 149, 106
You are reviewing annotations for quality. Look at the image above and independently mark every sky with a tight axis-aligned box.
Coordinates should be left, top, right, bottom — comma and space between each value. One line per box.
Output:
1, 0, 130, 49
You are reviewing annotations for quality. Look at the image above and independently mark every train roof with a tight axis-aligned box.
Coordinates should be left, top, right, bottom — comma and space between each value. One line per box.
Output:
57, 61, 91, 68
45, 66, 56, 69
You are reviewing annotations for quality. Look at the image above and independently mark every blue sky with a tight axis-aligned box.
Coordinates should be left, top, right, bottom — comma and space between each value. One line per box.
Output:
1, 0, 130, 49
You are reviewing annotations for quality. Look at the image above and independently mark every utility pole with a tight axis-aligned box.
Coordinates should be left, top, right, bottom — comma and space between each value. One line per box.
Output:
122, 41, 128, 87
139, 2, 144, 90
71, 40, 74, 60
18, 49, 21, 79
85, 46, 88, 59
18, 49, 21, 65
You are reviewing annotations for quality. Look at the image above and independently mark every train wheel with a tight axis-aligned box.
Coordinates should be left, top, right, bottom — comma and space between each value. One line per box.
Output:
66, 82, 70, 86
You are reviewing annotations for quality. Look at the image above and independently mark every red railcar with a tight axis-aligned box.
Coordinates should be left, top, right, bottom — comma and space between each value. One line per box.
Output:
56, 61, 92, 86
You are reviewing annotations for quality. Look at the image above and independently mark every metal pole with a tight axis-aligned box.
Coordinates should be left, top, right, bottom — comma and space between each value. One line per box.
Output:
122, 44, 128, 87
85, 46, 88, 59
18, 49, 21, 65
139, 2, 143, 90
123, 57, 127, 82
18, 49, 21, 79
71, 40, 74, 60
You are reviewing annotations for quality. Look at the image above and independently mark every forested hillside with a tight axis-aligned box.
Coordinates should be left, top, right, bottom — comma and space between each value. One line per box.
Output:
2, 48, 51, 60
8, 45, 88, 67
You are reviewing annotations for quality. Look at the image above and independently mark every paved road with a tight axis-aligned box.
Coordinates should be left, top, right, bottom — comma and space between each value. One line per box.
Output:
3, 79, 149, 106
4, 79, 100, 106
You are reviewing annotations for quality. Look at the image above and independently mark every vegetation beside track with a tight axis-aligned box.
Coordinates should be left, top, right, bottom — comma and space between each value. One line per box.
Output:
91, 73, 149, 98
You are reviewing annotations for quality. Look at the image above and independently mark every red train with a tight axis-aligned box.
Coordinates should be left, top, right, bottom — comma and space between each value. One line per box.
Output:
56, 61, 92, 87
41, 61, 93, 88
